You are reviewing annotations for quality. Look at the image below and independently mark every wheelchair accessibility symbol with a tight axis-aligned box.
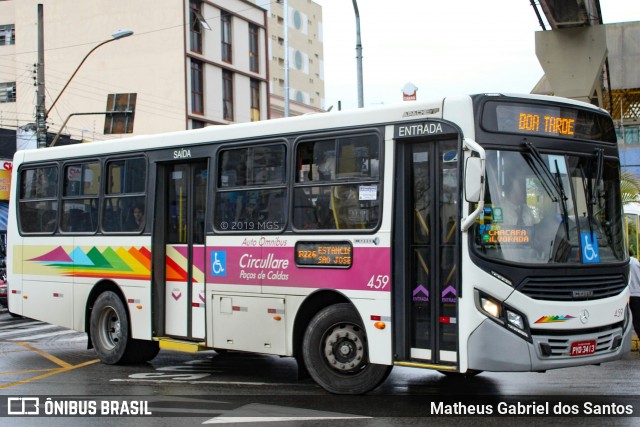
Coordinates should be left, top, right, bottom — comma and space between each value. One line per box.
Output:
580, 232, 600, 264
211, 251, 227, 276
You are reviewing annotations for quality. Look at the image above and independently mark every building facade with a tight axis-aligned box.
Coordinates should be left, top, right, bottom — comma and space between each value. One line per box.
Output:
252, 0, 325, 118
0, 0, 269, 144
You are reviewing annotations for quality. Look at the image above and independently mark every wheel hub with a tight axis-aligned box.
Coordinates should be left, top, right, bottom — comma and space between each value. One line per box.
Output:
99, 306, 121, 349
323, 324, 366, 373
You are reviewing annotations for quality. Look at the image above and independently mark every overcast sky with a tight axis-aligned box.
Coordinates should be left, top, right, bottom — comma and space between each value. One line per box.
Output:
314, 0, 639, 111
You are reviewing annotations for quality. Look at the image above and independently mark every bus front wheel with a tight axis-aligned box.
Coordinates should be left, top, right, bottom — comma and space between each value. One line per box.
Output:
302, 303, 392, 394
90, 291, 159, 364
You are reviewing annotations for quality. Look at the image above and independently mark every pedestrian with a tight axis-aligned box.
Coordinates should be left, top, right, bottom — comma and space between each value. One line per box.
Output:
629, 249, 640, 337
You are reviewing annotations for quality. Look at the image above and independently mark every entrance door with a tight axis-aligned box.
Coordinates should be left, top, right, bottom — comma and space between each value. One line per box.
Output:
393, 137, 460, 366
163, 161, 208, 340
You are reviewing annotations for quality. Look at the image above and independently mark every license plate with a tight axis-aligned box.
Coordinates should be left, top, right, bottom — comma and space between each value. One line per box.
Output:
570, 340, 596, 356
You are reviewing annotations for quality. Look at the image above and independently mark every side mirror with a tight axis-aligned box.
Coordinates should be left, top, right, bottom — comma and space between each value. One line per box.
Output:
464, 157, 483, 203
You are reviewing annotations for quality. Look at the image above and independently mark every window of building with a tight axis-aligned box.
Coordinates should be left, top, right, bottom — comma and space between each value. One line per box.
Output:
221, 13, 232, 63
0, 82, 16, 103
223, 70, 234, 121
191, 60, 204, 114
18, 165, 58, 233
60, 162, 100, 233
191, 119, 206, 129
104, 93, 136, 134
102, 157, 147, 233
214, 144, 287, 231
293, 134, 381, 230
250, 79, 260, 122
249, 24, 259, 73
189, 0, 205, 53
0, 25, 15, 45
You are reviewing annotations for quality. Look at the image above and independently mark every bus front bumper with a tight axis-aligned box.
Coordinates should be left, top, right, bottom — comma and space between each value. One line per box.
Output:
467, 318, 632, 372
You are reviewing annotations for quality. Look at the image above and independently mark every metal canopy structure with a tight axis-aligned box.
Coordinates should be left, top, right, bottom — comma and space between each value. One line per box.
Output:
530, 0, 640, 150
530, 0, 607, 105
532, 0, 602, 30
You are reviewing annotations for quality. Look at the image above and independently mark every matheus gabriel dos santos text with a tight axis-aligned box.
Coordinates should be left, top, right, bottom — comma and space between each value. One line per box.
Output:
430, 401, 634, 416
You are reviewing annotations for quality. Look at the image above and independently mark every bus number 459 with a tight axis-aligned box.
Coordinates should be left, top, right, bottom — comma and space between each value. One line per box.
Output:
367, 275, 390, 290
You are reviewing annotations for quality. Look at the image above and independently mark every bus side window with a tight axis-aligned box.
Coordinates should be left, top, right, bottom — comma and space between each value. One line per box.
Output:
293, 134, 380, 231
315, 189, 336, 229
293, 188, 318, 229
41, 209, 57, 232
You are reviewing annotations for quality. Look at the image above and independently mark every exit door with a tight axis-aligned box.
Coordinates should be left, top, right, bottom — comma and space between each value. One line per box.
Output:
163, 161, 208, 340
393, 137, 460, 366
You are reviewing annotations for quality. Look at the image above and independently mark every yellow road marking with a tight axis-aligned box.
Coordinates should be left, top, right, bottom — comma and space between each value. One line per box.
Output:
14, 342, 73, 368
0, 368, 57, 375
0, 359, 99, 389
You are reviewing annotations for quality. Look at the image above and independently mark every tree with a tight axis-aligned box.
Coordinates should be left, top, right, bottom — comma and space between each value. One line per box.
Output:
621, 171, 640, 205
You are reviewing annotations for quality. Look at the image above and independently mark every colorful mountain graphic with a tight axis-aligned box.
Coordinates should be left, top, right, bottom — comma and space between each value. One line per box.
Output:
165, 245, 205, 283
534, 315, 576, 324
28, 246, 152, 280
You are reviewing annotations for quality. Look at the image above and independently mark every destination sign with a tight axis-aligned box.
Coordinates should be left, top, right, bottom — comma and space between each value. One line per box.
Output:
295, 241, 352, 268
481, 101, 616, 142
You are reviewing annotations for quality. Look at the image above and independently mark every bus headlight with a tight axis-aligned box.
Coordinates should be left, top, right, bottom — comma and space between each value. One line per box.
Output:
507, 310, 524, 330
476, 290, 532, 342
480, 295, 501, 319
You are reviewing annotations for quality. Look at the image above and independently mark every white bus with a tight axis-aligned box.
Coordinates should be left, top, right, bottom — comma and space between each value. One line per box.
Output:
8, 93, 630, 394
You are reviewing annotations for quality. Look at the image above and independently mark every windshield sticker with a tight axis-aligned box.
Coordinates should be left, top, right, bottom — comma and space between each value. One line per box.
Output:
359, 185, 377, 201
581, 232, 601, 264
492, 207, 503, 223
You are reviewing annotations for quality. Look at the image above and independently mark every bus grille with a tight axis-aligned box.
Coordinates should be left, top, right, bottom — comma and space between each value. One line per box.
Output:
532, 327, 621, 359
518, 275, 627, 301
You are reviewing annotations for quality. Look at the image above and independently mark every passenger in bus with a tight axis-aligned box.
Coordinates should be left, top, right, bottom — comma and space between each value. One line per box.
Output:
501, 177, 534, 226
315, 189, 336, 229
293, 189, 319, 229
532, 200, 569, 262
132, 206, 144, 230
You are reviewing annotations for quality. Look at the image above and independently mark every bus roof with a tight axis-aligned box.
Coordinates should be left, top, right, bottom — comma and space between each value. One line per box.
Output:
14, 93, 608, 164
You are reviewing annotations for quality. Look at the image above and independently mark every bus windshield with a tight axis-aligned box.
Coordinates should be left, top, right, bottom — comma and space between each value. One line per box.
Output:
473, 149, 625, 265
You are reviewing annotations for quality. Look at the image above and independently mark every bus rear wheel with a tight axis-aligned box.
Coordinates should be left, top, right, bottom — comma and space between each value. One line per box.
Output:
90, 291, 158, 364
302, 303, 392, 394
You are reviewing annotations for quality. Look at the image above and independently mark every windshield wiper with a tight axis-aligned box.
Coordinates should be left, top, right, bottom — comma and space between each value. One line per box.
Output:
523, 141, 566, 201
523, 141, 570, 236
592, 148, 604, 205
523, 156, 557, 203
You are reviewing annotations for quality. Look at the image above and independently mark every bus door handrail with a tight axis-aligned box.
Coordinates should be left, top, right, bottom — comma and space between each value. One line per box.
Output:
461, 138, 486, 232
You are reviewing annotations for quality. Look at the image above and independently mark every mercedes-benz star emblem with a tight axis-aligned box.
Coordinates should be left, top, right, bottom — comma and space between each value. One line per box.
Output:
579, 309, 590, 324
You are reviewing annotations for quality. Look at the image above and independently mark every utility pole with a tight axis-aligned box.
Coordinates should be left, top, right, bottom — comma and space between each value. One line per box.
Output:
353, 0, 363, 108
284, 0, 290, 117
36, 3, 47, 148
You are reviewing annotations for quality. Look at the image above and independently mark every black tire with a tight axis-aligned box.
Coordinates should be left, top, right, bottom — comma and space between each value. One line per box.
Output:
91, 291, 130, 364
302, 303, 392, 394
90, 291, 159, 364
